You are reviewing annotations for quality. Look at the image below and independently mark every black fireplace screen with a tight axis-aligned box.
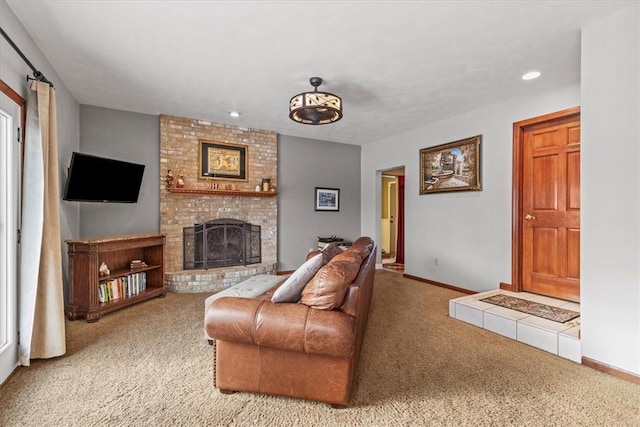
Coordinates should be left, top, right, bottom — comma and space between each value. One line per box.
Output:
183, 219, 261, 269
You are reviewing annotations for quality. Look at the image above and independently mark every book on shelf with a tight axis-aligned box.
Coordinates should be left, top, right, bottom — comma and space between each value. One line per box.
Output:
130, 259, 148, 269
98, 271, 147, 303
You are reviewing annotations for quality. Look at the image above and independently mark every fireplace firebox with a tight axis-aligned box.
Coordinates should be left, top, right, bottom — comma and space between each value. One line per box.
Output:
183, 219, 261, 269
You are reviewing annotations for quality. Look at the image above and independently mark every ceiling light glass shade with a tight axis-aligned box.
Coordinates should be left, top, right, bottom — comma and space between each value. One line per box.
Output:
289, 77, 343, 125
522, 71, 542, 80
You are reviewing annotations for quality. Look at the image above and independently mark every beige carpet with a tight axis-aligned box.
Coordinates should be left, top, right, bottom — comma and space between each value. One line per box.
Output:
1, 270, 639, 426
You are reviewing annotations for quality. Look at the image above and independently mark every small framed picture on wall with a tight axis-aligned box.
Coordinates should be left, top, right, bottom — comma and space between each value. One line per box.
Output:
315, 187, 340, 212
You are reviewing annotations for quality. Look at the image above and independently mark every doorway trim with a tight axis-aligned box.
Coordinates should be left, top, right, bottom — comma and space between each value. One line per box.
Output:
507, 106, 581, 293
0, 79, 25, 385
0, 81, 25, 140
378, 166, 405, 268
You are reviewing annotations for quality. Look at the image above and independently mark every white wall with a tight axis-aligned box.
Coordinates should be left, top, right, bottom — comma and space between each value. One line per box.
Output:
581, 4, 640, 375
362, 3, 640, 377
362, 85, 580, 290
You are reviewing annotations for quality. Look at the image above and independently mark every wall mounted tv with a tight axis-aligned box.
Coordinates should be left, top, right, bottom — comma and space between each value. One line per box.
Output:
63, 152, 145, 203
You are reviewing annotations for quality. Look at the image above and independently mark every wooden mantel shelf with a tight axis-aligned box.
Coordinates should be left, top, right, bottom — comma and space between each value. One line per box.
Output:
167, 187, 277, 197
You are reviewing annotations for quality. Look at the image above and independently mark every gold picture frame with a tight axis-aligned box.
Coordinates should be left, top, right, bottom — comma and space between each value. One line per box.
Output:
419, 135, 482, 194
199, 140, 248, 181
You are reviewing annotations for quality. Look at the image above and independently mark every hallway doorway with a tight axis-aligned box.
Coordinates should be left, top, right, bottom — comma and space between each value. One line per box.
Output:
380, 167, 405, 271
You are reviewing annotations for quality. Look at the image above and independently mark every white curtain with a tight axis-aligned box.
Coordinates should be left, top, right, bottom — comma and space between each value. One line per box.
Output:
19, 81, 65, 365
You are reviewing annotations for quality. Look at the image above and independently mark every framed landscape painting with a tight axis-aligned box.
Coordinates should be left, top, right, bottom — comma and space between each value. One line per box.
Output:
199, 140, 248, 181
315, 187, 340, 211
419, 135, 482, 194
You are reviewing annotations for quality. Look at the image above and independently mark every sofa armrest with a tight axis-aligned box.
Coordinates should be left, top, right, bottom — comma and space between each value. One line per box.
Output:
205, 297, 356, 358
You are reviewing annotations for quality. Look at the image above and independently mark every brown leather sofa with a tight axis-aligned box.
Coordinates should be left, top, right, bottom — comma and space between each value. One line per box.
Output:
204, 237, 376, 407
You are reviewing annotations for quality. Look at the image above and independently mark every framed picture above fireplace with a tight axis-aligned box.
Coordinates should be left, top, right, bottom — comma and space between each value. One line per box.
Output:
199, 140, 248, 181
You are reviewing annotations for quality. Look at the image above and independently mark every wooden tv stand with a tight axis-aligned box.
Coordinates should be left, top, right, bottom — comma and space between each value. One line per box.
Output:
65, 233, 166, 322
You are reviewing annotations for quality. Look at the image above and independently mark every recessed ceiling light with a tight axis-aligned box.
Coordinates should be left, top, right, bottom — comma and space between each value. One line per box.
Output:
522, 71, 542, 81
229, 111, 241, 118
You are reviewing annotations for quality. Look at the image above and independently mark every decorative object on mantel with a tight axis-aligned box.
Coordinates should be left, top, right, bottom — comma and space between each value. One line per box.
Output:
176, 170, 185, 188
419, 135, 482, 195
261, 178, 271, 192
289, 77, 343, 125
165, 169, 174, 188
199, 139, 248, 181
255, 184, 261, 192
98, 262, 110, 277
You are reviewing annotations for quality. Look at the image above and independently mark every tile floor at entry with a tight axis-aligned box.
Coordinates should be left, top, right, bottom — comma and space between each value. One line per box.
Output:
449, 290, 581, 363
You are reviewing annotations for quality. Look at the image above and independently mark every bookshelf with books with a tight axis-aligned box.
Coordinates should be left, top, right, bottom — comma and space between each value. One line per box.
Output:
66, 233, 166, 322
98, 271, 148, 303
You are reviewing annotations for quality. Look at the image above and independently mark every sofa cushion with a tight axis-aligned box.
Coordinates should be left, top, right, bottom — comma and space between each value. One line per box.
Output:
271, 253, 324, 303
345, 237, 373, 259
331, 250, 363, 265
352, 236, 374, 250
306, 242, 344, 264
322, 242, 345, 261
299, 256, 361, 310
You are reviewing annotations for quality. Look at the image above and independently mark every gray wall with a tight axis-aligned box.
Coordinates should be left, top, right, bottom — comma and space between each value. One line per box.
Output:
76, 110, 360, 270
278, 135, 361, 270
1, 0, 80, 295
78, 105, 160, 237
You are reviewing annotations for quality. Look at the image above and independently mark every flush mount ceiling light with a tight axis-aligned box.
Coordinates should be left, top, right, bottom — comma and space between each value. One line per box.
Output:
522, 71, 542, 80
229, 111, 241, 118
289, 77, 343, 125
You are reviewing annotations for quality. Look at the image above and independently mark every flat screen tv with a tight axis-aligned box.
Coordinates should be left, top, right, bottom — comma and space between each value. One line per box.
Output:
63, 152, 145, 203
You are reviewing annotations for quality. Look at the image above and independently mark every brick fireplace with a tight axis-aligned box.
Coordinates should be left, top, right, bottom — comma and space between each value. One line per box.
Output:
160, 115, 277, 293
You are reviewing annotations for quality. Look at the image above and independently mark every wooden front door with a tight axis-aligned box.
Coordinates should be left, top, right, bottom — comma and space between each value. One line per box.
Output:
513, 107, 580, 302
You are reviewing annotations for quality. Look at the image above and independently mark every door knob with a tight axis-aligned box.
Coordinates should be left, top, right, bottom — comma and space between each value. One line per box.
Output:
524, 214, 536, 221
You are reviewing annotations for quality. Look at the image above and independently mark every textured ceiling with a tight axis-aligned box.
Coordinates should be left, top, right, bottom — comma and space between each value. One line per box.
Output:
6, 1, 631, 145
